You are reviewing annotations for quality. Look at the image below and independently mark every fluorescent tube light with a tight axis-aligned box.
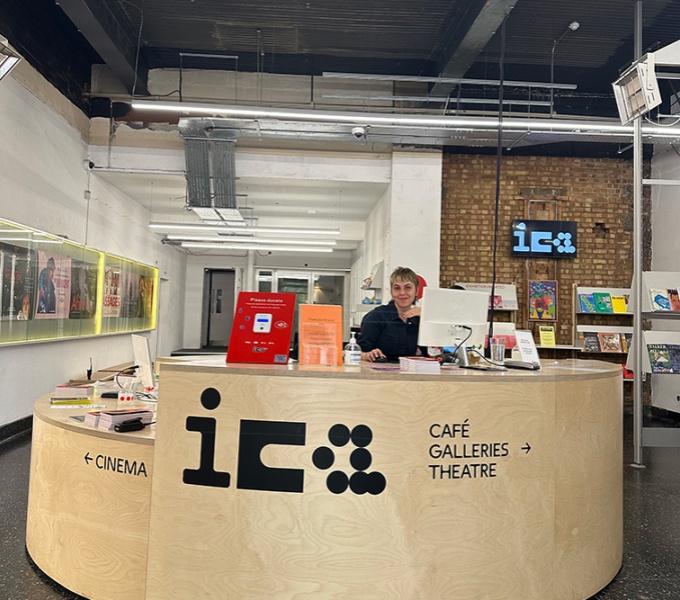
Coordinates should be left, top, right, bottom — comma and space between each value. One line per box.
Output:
181, 242, 333, 252
149, 222, 340, 235
134, 101, 680, 141
166, 234, 336, 245
133, 100, 629, 131
0, 237, 61, 243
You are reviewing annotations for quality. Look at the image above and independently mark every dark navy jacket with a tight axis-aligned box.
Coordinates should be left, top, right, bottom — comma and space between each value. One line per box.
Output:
357, 300, 423, 358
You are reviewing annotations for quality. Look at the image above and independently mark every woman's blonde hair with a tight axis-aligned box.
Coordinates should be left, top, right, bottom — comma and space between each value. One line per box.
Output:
389, 266, 419, 289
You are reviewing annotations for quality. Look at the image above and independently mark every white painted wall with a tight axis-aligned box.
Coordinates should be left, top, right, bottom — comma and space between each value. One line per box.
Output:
362, 186, 391, 292
389, 149, 442, 288
0, 64, 186, 427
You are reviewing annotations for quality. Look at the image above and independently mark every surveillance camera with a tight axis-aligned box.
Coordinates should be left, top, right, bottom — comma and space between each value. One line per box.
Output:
351, 126, 366, 139
83, 159, 95, 170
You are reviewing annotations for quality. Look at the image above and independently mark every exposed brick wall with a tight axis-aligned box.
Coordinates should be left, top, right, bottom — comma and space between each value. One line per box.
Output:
441, 154, 649, 347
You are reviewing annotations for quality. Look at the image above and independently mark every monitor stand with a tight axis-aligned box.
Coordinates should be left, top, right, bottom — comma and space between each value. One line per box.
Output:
455, 346, 470, 367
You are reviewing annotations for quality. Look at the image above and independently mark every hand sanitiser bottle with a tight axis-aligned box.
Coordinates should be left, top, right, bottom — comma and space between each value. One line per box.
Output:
344, 333, 362, 365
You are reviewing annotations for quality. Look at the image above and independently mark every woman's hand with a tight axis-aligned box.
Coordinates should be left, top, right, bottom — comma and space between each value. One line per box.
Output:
362, 349, 385, 362
402, 306, 421, 319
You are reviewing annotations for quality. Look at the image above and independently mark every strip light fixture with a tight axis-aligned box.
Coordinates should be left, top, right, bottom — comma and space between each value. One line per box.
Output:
0, 237, 61, 243
181, 242, 333, 252
132, 100, 680, 139
149, 222, 340, 235
165, 235, 336, 245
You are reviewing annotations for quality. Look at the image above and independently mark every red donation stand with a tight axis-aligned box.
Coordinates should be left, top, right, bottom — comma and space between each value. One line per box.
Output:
227, 292, 296, 364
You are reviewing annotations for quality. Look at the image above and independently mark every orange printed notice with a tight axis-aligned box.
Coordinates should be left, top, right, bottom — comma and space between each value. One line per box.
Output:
299, 304, 343, 366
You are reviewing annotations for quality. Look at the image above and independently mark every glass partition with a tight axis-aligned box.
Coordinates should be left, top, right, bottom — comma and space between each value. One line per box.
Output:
0, 217, 157, 345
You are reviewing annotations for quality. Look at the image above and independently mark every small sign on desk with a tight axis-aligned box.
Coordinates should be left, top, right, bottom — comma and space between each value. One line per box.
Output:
514, 330, 542, 368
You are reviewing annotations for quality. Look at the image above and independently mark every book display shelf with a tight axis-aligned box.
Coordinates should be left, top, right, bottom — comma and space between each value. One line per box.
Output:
573, 285, 633, 381
0, 217, 158, 345
629, 272, 680, 413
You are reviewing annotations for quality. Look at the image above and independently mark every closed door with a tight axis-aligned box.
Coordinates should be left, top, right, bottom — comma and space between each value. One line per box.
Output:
203, 270, 235, 347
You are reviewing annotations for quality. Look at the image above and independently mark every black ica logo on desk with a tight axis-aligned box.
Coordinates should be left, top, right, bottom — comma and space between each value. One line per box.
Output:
182, 387, 387, 496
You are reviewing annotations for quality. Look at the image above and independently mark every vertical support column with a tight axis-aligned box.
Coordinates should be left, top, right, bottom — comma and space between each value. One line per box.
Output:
388, 149, 442, 287
632, 0, 644, 466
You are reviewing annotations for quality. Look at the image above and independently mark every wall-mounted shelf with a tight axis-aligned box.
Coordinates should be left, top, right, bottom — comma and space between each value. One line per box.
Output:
573, 285, 632, 345
361, 261, 384, 290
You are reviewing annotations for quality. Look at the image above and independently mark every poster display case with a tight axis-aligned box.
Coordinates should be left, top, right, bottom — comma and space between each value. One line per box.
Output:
0, 218, 157, 345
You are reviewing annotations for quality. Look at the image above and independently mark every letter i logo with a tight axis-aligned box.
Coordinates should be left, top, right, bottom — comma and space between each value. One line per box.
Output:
183, 387, 231, 488
513, 221, 529, 252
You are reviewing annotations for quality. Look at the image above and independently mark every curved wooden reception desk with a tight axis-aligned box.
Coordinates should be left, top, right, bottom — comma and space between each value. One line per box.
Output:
27, 359, 622, 600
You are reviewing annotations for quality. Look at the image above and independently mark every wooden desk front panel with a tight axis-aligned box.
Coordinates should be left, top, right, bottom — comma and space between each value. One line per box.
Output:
26, 414, 153, 600
146, 368, 620, 600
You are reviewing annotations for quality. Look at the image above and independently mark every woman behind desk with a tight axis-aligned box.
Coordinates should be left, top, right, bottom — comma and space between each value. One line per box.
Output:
358, 266, 425, 362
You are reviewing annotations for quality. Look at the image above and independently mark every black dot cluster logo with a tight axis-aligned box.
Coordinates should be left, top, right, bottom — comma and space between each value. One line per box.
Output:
312, 424, 387, 495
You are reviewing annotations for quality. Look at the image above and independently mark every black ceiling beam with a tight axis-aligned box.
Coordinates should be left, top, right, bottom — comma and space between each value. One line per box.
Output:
430, 0, 519, 96
55, 0, 149, 95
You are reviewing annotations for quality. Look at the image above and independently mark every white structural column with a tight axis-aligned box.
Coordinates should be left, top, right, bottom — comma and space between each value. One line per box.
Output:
388, 148, 442, 288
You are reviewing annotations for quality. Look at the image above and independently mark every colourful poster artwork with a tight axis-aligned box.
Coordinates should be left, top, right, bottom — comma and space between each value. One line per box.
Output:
528, 280, 557, 321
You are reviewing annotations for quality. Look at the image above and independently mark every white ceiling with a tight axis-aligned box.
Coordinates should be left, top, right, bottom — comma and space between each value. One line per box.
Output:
94, 169, 389, 251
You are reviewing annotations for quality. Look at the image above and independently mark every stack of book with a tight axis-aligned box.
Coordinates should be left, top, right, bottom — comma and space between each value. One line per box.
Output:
84, 410, 102, 427
53, 383, 94, 398
51, 383, 95, 404
399, 356, 441, 373
96, 409, 154, 430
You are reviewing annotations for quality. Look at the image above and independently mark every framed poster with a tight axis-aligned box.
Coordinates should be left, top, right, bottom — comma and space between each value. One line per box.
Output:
528, 280, 557, 321
0, 242, 36, 321
34, 251, 72, 319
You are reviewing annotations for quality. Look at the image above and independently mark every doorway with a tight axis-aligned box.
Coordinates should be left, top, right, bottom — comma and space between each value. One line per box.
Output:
201, 269, 236, 348
256, 269, 348, 339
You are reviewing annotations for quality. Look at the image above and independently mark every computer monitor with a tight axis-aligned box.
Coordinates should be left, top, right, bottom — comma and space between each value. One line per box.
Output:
417, 287, 490, 363
131, 334, 155, 391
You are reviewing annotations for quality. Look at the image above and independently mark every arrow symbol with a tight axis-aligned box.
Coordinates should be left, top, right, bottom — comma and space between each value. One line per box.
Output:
521, 443, 531, 454
84, 452, 93, 465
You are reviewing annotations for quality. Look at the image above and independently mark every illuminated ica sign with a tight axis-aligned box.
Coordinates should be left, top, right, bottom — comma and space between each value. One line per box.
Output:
511, 220, 577, 258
